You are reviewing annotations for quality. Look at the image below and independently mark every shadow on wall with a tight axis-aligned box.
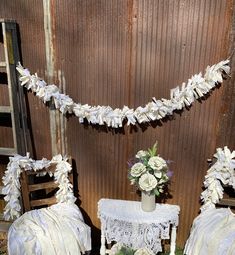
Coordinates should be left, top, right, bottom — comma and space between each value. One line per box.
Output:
72, 158, 101, 254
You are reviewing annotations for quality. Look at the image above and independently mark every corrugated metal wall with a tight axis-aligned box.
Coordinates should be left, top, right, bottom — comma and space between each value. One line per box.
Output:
0, 0, 234, 249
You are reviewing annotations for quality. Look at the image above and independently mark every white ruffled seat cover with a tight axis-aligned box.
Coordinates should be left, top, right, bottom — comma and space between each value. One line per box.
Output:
184, 208, 235, 255
8, 203, 91, 255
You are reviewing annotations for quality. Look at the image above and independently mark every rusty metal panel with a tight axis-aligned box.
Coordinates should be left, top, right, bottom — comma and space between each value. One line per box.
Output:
130, 0, 233, 246
53, 0, 234, 248
52, 0, 128, 248
0, 0, 52, 159
54, 0, 133, 246
216, 2, 235, 150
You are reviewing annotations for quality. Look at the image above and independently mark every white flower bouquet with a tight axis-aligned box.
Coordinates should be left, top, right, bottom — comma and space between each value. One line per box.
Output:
128, 142, 172, 196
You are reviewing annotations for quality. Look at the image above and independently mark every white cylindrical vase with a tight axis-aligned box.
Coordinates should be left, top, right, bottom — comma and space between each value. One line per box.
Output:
141, 191, 156, 212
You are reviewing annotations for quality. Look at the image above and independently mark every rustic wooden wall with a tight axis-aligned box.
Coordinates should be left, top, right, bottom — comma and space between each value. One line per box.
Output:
0, 0, 234, 250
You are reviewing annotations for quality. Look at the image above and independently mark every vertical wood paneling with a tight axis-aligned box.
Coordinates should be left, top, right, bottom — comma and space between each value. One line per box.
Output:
0, 0, 234, 251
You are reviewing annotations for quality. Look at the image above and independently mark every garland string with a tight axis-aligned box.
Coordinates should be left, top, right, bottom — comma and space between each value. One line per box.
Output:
16, 60, 230, 128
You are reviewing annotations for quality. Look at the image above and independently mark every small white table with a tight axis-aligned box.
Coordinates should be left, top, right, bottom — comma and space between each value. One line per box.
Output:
98, 199, 180, 255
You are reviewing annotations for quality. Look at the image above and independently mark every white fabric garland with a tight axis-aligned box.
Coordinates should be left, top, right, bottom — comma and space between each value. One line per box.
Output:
16, 60, 230, 128
200, 146, 235, 211
2, 154, 76, 221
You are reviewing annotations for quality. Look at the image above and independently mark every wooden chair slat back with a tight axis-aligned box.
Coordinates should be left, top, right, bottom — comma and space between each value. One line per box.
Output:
20, 158, 73, 212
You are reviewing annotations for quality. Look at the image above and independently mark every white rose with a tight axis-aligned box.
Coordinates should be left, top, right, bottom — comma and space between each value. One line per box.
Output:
134, 247, 154, 255
130, 163, 147, 177
136, 150, 148, 159
139, 173, 158, 192
148, 156, 167, 171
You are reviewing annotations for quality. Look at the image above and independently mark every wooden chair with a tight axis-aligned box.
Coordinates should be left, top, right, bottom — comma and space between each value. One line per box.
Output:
20, 158, 73, 212
7, 157, 91, 254
0, 157, 74, 254
217, 186, 235, 212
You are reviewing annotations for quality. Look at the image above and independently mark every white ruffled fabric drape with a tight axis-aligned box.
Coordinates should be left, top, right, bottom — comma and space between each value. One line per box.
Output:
184, 208, 235, 255
8, 203, 91, 255
184, 146, 235, 255
16, 60, 230, 128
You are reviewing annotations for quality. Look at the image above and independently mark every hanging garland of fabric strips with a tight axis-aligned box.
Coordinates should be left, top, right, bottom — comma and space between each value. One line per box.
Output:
16, 60, 230, 128
2, 154, 76, 221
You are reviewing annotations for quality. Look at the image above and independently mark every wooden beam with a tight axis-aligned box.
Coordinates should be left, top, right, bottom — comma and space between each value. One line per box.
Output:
30, 197, 57, 207
218, 198, 235, 207
28, 181, 58, 192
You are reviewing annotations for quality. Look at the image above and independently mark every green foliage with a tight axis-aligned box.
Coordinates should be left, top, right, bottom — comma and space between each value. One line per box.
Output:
159, 247, 183, 255
116, 246, 135, 255
148, 141, 158, 157
154, 189, 160, 196
111, 244, 183, 255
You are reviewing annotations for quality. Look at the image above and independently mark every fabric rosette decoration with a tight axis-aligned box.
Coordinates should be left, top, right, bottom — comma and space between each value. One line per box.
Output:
128, 142, 171, 196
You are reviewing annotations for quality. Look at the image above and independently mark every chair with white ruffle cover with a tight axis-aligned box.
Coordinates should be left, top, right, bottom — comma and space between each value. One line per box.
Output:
184, 146, 235, 255
2, 154, 91, 255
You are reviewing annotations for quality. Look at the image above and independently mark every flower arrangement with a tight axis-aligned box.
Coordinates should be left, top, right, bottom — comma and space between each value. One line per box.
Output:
110, 243, 154, 255
128, 142, 171, 196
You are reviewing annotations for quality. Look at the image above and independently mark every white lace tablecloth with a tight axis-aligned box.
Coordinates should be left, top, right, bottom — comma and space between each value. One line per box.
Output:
98, 199, 180, 254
